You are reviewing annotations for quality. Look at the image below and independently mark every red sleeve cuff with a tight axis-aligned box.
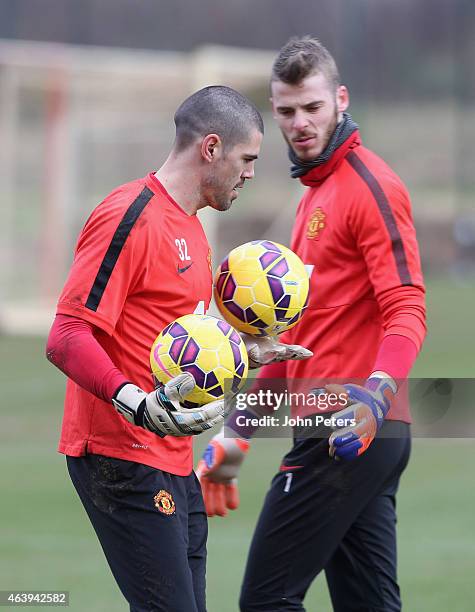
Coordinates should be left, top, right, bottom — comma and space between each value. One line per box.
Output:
254, 360, 287, 383
372, 334, 418, 380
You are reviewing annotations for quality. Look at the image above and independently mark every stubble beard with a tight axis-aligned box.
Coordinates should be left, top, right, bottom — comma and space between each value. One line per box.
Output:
322, 108, 339, 154
288, 106, 340, 162
202, 176, 233, 212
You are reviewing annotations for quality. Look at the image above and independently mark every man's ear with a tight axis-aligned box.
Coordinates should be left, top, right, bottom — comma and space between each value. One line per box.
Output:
336, 85, 349, 114
201, 134, 222, 162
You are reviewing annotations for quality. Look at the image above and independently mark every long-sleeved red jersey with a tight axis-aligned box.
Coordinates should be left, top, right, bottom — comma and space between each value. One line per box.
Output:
277, 130, 426, 422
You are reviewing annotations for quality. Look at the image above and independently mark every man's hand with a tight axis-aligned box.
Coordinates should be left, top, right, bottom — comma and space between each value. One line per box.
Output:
327, 372, 397, 460
242, 334, 312, 369
196, 426, 250, 516
113, 373, 231, 438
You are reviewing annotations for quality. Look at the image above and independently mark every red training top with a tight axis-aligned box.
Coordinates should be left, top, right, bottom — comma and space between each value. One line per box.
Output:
56, 173, 212, 475
273, 131, 426, 421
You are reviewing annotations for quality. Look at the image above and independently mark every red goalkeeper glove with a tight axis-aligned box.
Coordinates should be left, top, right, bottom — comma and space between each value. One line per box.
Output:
196, 427, 250, 517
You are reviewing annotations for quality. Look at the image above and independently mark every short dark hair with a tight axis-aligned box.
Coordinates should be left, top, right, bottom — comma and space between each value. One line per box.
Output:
271, 35, 340, 91
174, 85, 264, 152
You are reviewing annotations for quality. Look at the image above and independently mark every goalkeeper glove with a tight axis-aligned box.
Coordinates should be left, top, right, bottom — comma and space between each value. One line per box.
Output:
328, 372, 397, 460
112, 372, 230, 437
242, 333, 312, 369
196, 426, 250, 516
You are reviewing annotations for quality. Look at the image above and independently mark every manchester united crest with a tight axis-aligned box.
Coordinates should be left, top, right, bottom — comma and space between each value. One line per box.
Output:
154, 490, 176, 515
307, 207, 326, 240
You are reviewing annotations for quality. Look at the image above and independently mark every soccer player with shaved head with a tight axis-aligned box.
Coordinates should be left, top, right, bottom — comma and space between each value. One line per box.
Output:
46, 85, 309, 611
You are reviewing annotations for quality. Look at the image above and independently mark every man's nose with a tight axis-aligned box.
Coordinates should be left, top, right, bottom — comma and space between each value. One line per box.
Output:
292, 110, 309, 130
242, 163, 255, 180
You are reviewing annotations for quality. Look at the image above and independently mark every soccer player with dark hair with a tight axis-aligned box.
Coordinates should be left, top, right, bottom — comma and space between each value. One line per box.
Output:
46, 85, 310, 612
198, 38, 426, 611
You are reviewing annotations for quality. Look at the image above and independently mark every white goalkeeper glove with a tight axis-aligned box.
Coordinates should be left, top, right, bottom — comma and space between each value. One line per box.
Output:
241, 333, 313, 369
112, 372, 231, 437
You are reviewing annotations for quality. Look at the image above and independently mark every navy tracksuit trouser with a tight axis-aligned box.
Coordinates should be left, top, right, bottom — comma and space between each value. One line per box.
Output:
67, 454, 207, 612
240, 420, 411, 612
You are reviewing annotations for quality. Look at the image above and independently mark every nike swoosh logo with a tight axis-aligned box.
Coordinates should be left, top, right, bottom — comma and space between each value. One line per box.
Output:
279, 464, 304, 472
177, 262, 193, 274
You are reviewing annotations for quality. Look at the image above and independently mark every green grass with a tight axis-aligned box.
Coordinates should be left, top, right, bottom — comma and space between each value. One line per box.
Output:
412, 278, 475, 377
0, 279, 474, 611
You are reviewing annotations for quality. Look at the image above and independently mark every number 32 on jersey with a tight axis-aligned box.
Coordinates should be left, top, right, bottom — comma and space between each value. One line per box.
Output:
175, 238, 191, 262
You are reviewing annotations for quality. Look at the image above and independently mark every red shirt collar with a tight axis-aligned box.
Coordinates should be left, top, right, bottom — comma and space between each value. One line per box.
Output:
299, 130, 362, 187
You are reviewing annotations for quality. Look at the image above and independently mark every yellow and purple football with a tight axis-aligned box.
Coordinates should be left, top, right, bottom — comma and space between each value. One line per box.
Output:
214, 240, 309, 337
150, 314, 248, 407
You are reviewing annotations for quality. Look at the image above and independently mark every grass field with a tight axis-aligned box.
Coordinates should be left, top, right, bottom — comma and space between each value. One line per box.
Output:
0, 279, 474, 611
